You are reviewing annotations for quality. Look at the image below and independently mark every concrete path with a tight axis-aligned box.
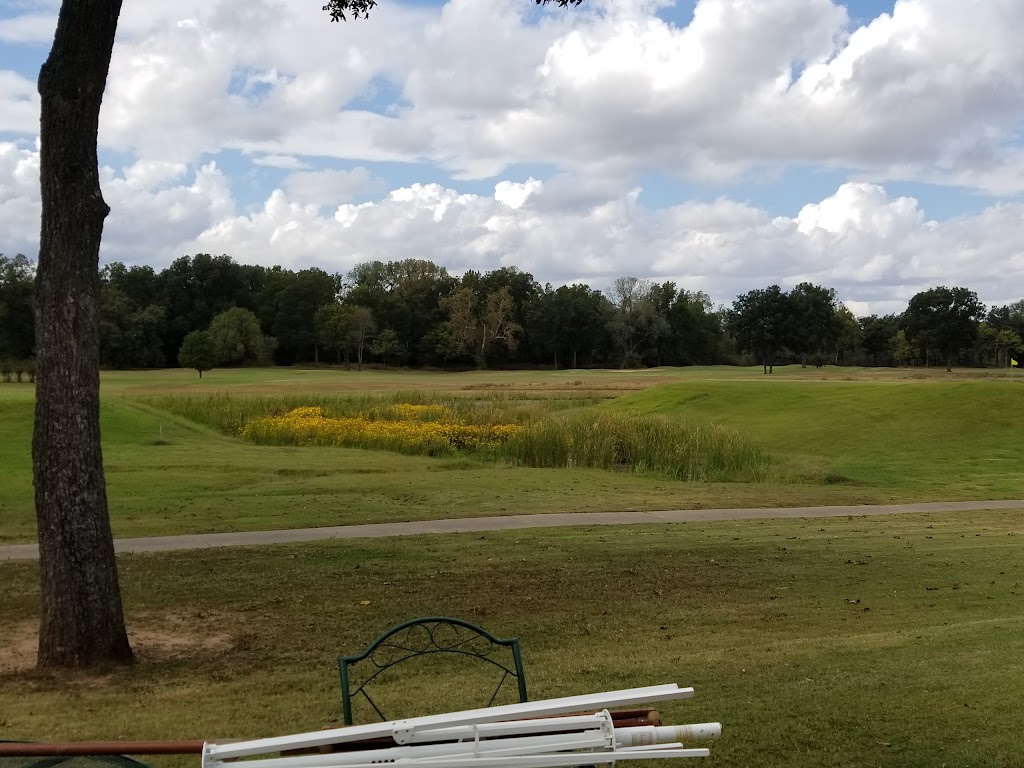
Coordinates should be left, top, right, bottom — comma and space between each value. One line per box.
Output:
3, 499, 1023, 562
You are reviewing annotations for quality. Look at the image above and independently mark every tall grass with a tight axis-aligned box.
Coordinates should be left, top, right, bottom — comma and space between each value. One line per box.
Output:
137, 391, 599, 435
135, 392, 771, 482
497, 412, 770, 481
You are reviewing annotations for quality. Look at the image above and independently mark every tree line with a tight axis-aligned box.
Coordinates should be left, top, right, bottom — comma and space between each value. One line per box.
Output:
2, 252, 1021, 375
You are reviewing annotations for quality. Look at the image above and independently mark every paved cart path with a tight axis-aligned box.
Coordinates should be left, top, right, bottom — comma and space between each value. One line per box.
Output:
3, 499, 1024, 562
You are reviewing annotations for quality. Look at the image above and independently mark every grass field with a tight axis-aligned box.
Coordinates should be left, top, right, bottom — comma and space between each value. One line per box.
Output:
1, 366, 1022, 543
2, 508, 1022, 768
2, 366, 1023, 767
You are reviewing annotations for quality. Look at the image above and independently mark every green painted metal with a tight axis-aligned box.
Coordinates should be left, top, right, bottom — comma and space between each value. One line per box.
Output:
338, 617, 528, 725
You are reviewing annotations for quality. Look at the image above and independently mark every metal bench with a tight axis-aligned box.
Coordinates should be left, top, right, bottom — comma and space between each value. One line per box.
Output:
338, 617, 527, 725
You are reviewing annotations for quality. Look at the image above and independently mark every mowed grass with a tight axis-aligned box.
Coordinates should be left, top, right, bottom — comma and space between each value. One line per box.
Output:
2, 367, 1023, 543
609, 380, 1024, 498
2, 509, 1023, 768
0, 390, 843, 544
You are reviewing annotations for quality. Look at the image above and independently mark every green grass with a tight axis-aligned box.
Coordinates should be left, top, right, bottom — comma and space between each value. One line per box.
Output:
3, 368, 1024, 542
2, 394, 842, 544
2, 509, 1023, 768
609, 380, 1024, 497
145, 392, 770, 481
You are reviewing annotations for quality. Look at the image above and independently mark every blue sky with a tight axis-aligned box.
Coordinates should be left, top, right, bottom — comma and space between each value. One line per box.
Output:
1, 0, 1022, 313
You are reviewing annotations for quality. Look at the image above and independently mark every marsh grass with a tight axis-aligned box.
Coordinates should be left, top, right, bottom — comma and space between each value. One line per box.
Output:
138, 392, 770, 482
137, 391, 599, 435
498, 412, 771, 481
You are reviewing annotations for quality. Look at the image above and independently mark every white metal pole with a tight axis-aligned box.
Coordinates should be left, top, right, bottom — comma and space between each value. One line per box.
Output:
205, 685, 691, 761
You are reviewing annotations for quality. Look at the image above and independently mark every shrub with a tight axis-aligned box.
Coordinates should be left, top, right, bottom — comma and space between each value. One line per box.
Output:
0, 360, 11, 383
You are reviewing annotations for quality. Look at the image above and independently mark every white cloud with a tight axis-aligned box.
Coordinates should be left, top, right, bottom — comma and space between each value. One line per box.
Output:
252, 155, 311, 170
4, 0, 1023, 192
283, 167, 383, 207
0, 70, 39, 134
2, 136, 1022, 311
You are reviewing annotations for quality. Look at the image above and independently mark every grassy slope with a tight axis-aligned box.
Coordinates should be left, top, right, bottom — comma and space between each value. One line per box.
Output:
3, 368, 1023, 542
2, 509, 1023, 768
609, 380, 1024, 497
5, 392, 854, 543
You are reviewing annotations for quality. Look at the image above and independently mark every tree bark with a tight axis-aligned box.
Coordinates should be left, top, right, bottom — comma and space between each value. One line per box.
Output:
34, 0, 132, 669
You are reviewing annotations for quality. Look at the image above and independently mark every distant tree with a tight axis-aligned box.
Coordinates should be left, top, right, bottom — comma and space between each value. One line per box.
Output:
272, 268, 338, 363
904, 286, 986, 372
834, 306, 863, 365
441, 286, 522, 368
606, 277, 668, 368
788, 283, 843, 367
349, 306, 377, 371
98, 283, 165, 368
177, 330, 218, 378
208, 307, 276, 365
859, 314, 899, 366
727, 286, 793, 374
668, 289, 723, 365
372, 328, 407, 366
156, 254, 249, 362
346, 259, 457, 367
315, 303, 354, 366
995, 329, 1024, 368
890, 329, 913, 367
0, 254, 36, 362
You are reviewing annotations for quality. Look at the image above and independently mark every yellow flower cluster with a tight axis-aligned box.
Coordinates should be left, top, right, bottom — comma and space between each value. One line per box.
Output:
240, 405, 521, 453
387, 403, 452, 420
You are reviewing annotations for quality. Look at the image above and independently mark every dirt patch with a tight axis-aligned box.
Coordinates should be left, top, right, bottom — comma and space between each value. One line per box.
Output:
0, 622, 38, 673
0, 616, 234, 674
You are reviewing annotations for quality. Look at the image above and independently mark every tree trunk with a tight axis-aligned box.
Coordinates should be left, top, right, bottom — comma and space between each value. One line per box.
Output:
314, 345, 319, 364
34, 0, 132, 669
946, 353, 952, 373
572, 347, 577, 369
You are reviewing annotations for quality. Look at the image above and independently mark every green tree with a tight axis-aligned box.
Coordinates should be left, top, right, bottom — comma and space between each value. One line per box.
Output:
372, 328, 407, 366
272, 268, 339, 363
33, 0, 583, 669
98, 283, 166, 369
904, 286, 986, 372
667, 289, 723, 366
890, 329, 913, 367
441, 286, 522, 368
349, 306, 377, 371
859, 314, 899, 367
315, 303, 354, 366
208, 307, 275, 365
788, 282, 843, 367
156, 254, 250, 363
834, 305, 863, 366
0, 254, 36, 362
345, 259, 456, 366
177, 330, 218, 378
606, 277, 668, 369
727, 286, 793, 374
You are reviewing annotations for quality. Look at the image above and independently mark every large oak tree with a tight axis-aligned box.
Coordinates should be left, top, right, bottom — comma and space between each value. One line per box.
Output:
36, 0, 582, 668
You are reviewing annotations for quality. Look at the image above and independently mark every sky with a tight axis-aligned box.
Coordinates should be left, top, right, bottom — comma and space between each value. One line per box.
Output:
1, 0, 1022, 316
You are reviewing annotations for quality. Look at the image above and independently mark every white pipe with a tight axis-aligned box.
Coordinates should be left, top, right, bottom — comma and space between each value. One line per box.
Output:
228, 731, 611, 768
312, 748, 711, 768
614, 724, 721, 747
206, 685, 691, 761
408, 716, 607, 743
